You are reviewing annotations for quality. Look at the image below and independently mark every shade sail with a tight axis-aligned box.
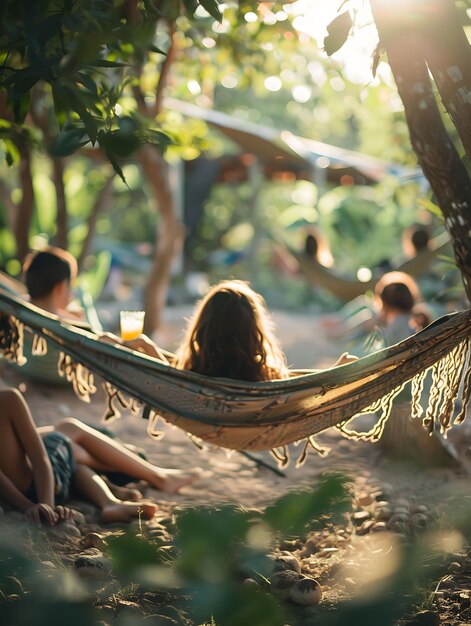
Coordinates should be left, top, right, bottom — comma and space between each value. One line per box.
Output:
166, 98, 422, 185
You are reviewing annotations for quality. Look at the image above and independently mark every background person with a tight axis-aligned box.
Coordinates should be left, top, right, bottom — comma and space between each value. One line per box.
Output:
23, 247, 82, 319
372, 272, 457, 466
9, 248, 89, 385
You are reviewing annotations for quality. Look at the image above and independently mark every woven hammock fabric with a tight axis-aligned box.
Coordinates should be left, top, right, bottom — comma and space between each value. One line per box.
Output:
0, 291, 469, 465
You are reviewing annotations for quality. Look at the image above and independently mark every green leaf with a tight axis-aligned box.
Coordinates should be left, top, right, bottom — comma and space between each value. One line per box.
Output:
264, 474, 352, 537
36, 14, 63, 44
175, 506, 250, 581
183, 0, 199, 16
3, 70, 37, 122
323, 11, 353, 56
199, 0, 222, 21
372, 43, 384, 78
191, 582, 286, 626
53, 82, 99, 143
99, 128, 140, 158
148, 44, 167, 55
74, 72, 98, 96
104, 149, 126, 185
49, 127, 89, 156
107, 533, 166, 575
12, 92, 32, 124
90, 59, 127, 68
417, 197, 443, 219
146, 128, 174, 147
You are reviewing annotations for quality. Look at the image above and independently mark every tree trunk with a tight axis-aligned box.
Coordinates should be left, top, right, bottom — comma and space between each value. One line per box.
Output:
137, 23, 181, 334
421, 0, 471, 159
371, 0, 471, 302
77, 174, 115, 271
0, 179, 16, 231
139, 146, 182, 334
52, 158, 68, 249
15, 142, 35, 262
29, 93, 70, 250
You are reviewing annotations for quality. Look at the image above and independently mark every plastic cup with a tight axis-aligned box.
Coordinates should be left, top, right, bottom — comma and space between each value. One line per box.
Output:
120, 311, 145, 341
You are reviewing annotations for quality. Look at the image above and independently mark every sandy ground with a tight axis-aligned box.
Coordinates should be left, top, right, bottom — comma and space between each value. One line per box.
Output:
1, 308, 470, 623
0, 308, 389, 507
2, 305, 470, 511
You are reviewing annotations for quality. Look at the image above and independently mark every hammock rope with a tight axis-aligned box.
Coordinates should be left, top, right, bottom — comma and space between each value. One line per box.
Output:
0, 291, 469, 466
276, 232, 450, 302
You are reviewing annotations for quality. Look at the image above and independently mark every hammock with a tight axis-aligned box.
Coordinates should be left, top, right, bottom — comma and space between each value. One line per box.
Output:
0, 271, 28, 297
292, 250, 375, 301
0, 291, 469, 466
284, 233, 450, 302
394, 232, 450, 277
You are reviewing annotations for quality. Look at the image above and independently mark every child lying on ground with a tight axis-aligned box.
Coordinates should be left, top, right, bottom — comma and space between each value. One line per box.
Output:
0, 388, 202, 525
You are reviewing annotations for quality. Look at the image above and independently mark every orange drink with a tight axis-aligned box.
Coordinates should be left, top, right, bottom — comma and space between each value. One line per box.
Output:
120, 311, 145, 341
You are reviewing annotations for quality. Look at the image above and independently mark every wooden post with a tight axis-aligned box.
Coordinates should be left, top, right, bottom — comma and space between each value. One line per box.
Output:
247, 157, 263, 284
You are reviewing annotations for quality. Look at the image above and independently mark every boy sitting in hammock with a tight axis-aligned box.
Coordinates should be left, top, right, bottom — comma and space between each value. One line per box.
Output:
5, 248, 88, 385
374, 272, 458, 465
23, 247, 83, 321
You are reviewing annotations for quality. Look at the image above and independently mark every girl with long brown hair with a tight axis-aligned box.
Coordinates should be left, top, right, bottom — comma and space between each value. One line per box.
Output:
174, 280, 288, 381
127, 280, 355, 379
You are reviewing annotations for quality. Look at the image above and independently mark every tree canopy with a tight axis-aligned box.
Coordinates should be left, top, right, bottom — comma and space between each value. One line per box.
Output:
1, 0, 470, 325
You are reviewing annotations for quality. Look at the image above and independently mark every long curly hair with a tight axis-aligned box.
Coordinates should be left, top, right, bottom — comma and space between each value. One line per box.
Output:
175, 280, 288, 381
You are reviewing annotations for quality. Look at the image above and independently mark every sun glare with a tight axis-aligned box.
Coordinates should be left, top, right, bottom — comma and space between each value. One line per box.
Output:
289, 0, 380, 84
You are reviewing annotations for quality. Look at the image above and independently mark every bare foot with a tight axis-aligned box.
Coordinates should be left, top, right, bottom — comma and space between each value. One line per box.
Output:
106, 482, 143, 502
100, 501, 157, 523
151, 467, 204, 494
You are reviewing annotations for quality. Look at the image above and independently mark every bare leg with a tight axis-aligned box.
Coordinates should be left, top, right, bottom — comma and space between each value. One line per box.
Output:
55, 418, 202, 493
72, 464, 157, 523
102, 477, 143, 502
38, 426, 143, 500
0, 389, 34, 493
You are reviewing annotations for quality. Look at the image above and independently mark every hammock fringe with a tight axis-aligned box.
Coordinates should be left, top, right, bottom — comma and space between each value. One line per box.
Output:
0, 291, 469, 465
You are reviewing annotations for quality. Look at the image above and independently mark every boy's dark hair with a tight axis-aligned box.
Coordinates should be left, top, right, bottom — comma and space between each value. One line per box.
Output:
375, 271, 420, 314
23, 248, 77, 299
380, 282, 415, 313
411, 227, 430, 252
304, 234, 319, 257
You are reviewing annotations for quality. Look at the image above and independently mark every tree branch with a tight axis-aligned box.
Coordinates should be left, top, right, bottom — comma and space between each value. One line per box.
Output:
138, 146, 181, 334
77, 173, 115, 271
155, 22, 177, 116
0, 178, 16, 229
15, 140, 35, 261
30, 94, 69, 248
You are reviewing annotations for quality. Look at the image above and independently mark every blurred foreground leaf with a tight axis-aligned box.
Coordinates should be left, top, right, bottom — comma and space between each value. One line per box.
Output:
107, 532, 168, 575
190, 582, 286, 626
264, 473, 352, 536
175, 506, 250, 581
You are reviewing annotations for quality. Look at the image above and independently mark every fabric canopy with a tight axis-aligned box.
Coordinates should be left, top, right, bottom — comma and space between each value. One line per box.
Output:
166, 98, 423, 185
